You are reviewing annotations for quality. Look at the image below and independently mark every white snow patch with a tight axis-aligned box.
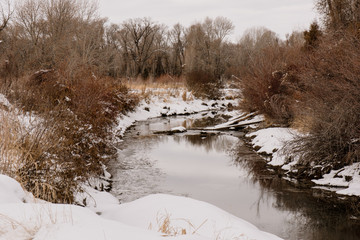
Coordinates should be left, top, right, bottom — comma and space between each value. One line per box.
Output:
99, 194, 282, 240
0, 93, 11, 108
170, 126, 187, 132
247, 128, 298, 156
270, 150, 288, 166
247, 125, 360, 197
312, 163, 360, 196
0, 175, 282, 240
0, 175, 29, 204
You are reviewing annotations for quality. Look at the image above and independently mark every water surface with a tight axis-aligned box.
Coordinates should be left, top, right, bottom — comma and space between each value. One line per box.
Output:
109, 113, 360, 240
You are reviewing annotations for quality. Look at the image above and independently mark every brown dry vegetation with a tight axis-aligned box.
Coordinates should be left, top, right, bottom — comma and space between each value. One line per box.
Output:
1, 68, 138, 203
238, 5, 360, 177
1, 0, 360, 201
238, 28, 305, 125
0, 0, 237, 203
186, 70, 222, 99
124, 75, 186, 91
285, 1, 360, 176
0, 0, 138, 203
288, 32, 360, 175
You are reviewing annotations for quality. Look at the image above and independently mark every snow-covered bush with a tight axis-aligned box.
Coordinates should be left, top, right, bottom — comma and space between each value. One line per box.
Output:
0, 69, 138, 203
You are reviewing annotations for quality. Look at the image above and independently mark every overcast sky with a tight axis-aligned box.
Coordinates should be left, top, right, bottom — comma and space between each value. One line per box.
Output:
98, 0, 318, 41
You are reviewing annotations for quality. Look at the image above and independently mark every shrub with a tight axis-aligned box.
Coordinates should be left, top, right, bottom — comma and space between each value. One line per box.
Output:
0, 111, 77, 203
239, 46, 304, 125
289, 32, 360, 176
186, 70, 222, 99
16, 123, 78, 203
0, 112, 22, 177
1, 68, 138, 203
303, 22, 322, 50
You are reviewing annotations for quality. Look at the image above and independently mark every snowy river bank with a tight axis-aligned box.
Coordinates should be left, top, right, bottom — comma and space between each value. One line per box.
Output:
0, 91, 283, 240
1, 88, 360, 239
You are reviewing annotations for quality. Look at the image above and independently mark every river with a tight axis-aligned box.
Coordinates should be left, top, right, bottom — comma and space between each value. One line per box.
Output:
108, 111, 360, 240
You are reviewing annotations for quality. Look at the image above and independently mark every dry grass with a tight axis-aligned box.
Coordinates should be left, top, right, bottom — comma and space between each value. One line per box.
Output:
0, 112, 23, 177
0, 110, 77, 203
123, 75, 189, 101
123, 75, 186, 91
0, 67, 139, 203
0, 204, 74, 239
152, 210, 207, 237
0, 213, 38, 238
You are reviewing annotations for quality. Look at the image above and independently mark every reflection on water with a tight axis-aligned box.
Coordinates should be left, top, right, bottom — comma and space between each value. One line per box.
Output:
175, 134, 236, 153
109, 115, 360, 240
233, 144, 360, 240
131, 111, 230, 136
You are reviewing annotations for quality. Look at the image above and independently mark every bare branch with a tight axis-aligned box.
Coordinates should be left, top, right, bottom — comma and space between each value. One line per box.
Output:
0, 0, 14, 32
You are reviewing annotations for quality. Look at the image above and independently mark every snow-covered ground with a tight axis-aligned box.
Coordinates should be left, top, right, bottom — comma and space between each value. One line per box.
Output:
0, 91, 284, 240
246, 126, 360, 197
0, 173, 282, 240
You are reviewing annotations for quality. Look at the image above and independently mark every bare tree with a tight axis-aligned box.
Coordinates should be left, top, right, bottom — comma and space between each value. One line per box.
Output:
286, 31, 305, 47
102, 24, 123, 77
185, 23, 206, 72
316, 0, 360, 29
5, 0, 108, 79
184, 17, 234, 98
15, 0, 44, 43
0, 0, 13, 33
168, 23, 186, 76
118, 18, 163, 78
185, 17, 234, 77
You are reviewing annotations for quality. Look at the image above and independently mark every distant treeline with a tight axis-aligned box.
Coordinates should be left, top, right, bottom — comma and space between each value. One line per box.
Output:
0, 0, 306, 83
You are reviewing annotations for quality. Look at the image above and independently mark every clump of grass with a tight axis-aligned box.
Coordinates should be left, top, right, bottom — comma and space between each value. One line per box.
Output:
153, 210, 207, 237
0, 112, 23, 177
0, 204, 74, 238
182, 91, 187, 101
124, 75, 186, 91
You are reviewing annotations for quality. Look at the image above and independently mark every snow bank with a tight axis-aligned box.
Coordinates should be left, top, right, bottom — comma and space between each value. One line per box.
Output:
247, 127, 297, 157
247, 127, 360, 197
0, 175, 30, 204
312, 163, 360, 196
0, 202, 163, 240
100, 194, 282, 240
0, 175, 282, 240
246, 127, 301, 170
